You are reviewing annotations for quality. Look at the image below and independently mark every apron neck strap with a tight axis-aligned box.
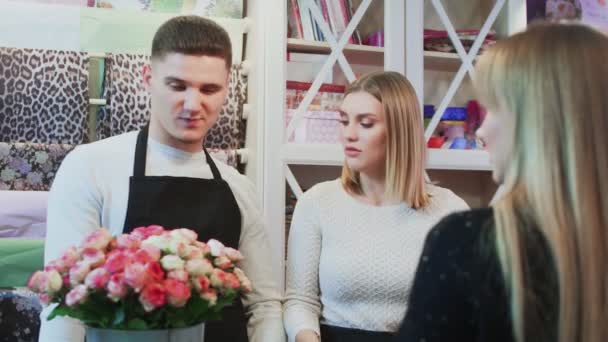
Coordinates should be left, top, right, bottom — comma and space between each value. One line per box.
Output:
133, 126, 223, 180
203, 148, 222, 180
133, 126, 149, 177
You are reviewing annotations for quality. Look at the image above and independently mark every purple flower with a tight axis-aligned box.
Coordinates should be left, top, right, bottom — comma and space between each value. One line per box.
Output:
26, 172, 43, 185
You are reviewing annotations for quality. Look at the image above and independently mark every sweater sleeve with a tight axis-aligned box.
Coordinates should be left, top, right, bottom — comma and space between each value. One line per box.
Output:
219, 165, 286, 342
39, 147, 102, 342
283, 189, 323, 342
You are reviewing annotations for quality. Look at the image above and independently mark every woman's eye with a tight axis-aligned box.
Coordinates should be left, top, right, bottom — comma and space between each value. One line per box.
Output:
361, 122, 374, 128
339, 119, 349, 126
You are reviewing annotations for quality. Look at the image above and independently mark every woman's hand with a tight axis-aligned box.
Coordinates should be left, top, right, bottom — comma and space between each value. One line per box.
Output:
296, 329, 320, 342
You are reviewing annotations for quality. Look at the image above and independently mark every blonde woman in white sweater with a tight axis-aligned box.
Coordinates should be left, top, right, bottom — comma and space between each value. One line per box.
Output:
283, 71, 469, 342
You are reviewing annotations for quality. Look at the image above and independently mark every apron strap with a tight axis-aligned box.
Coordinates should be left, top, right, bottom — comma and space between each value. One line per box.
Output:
133, 126, 149, 177
203, 148, 223, 180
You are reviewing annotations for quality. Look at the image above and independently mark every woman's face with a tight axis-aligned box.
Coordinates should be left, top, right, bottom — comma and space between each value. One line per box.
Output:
339, 91, 387, 177
476, 106, 516, 184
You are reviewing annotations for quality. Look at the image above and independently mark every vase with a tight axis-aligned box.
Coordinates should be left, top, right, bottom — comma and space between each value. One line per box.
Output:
85, 323, 204, 342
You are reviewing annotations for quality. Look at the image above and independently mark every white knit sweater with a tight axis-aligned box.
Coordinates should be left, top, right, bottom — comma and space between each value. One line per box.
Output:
283, 179, 469, 341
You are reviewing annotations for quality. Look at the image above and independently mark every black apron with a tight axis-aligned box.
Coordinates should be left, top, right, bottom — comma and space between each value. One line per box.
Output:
320, 324, 395, 342
122, 127, 249, 342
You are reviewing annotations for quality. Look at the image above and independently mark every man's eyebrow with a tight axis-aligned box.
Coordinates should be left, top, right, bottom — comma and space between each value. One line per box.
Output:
164, 76, 185, 84
163, 77, 223, 88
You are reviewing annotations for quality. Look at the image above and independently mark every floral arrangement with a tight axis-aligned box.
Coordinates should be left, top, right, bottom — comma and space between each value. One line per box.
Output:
27, 225, 252, 329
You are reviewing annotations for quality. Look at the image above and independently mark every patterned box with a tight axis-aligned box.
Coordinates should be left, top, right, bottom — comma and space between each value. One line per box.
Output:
285, 109, 342, 144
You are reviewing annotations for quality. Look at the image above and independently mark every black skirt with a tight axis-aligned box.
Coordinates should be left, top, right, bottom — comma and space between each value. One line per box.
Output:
320, 324, 395, 342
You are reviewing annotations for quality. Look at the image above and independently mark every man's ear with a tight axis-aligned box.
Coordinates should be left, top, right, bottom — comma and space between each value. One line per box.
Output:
142, 64, 153, 91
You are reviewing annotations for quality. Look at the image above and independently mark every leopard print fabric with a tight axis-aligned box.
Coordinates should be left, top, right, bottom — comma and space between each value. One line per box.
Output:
97, 53, 247, 150
0, 47, 89, 144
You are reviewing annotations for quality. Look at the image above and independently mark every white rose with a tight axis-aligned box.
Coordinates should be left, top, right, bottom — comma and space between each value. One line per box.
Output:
207, 239, 225, 257
185, 258, 214, 276
142, 235, 170, 251
168, 239, 187, 256
169, 229, 198, 243
160, 255, 185, 271
46, 270, 63, 293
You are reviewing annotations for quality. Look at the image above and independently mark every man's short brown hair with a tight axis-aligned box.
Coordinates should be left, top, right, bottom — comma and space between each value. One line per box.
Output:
151, 15, 232, 69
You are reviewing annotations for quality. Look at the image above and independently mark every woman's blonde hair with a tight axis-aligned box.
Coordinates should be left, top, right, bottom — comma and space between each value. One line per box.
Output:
474, 23, 608, 342
340, 71, 429, 209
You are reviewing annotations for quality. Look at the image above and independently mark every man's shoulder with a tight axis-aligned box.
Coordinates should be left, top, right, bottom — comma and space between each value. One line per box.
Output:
59, 132, 138, 175
68, 131, 138, 160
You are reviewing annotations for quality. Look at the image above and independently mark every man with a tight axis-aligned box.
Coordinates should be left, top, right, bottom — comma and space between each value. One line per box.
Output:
39, 15, 285, 342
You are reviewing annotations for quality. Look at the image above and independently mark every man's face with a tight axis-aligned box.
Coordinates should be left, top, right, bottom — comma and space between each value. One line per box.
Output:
143, 53, 229, 152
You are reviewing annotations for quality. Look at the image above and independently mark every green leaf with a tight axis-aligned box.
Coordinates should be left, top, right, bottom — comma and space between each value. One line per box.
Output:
112, 306, 125, 326
127, 318, 148, 330
47, 305, 70, 321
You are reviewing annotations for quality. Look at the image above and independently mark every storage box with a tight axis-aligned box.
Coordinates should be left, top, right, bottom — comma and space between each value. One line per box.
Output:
285, 109, 342, 144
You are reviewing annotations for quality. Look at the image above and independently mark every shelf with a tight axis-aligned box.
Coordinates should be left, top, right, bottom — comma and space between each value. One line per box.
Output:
287, 38, 475, 71
426, 149, 491, 171
287, 38, 384, 65
281, 143, 492, 170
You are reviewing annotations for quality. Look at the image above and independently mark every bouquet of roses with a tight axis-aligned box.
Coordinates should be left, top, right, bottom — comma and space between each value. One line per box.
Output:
27, 225, 252, 329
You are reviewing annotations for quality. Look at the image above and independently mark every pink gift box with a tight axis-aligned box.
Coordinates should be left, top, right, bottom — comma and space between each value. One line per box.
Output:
285, 109, 342, 144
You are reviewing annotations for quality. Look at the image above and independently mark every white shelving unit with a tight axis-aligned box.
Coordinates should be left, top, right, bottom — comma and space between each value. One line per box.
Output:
260, 0, 527, 289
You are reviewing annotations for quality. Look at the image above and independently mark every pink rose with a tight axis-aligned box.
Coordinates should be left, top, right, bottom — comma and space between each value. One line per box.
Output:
192, 275, 210, 293
223, 273, 241, 290
234, 268, 252, 293
27, 271, 45, 291
104, 251, 130, 274
81, 248, 106, 268
207, 239, 225, 257
124, 263, 146, 292
54, 246, 80, 272
169, 228, 198, 243
130, 226, 149, 241
167, 269, 189, 283
39, 293, 52, 305
201, 289, 217, 306
185, 258, 214, 276
82, 228, 113, 251
139, 283, 167, 312
224, 247, 244, 262
140, 245, 161, 262
116, 234, 141, 250
28, 270, 62, 294
164, 279, 191, 307
84, 268, 110, 289
107, 273, 128, 302
210, 269, 228, 288
65, 284, 89, 306
194, 241, 211, 255
131, 249, 151, 264
213, 255, 234, 270
69, 262, 91, 286
145, 261, 165, 283
132, 225, 166, 241
160, 255, 185, 271
145, 225, 166, 237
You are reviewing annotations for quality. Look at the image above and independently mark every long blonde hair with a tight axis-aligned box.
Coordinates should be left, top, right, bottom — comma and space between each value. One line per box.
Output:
340, 71, 429, 209
474, 23, 608, 342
